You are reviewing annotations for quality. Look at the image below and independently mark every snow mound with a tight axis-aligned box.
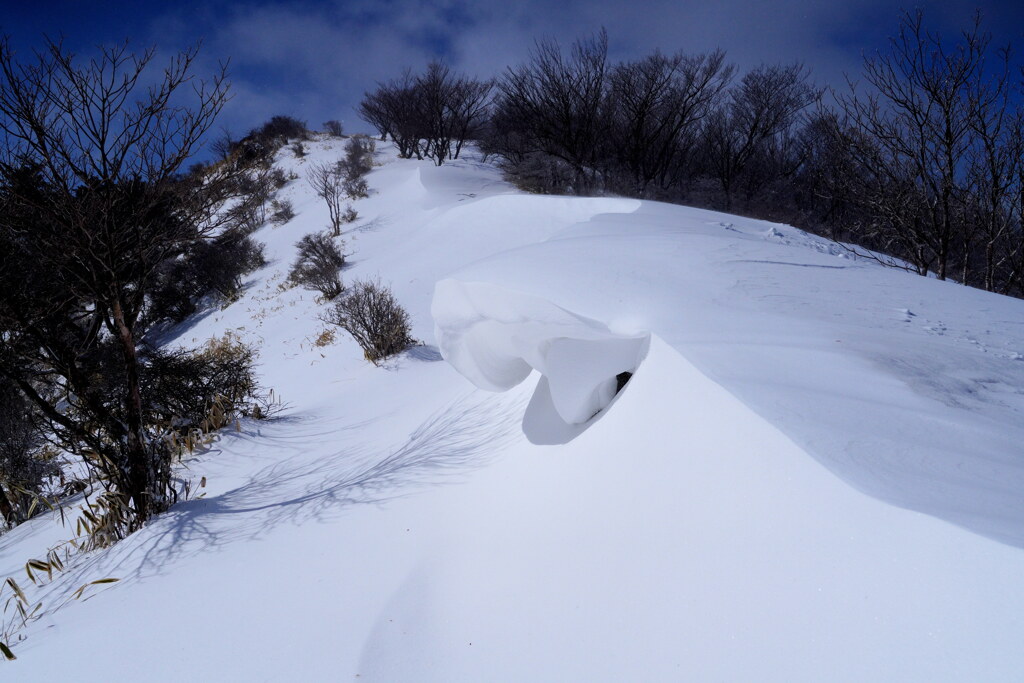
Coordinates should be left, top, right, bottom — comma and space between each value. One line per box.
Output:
432, 279, 650, 443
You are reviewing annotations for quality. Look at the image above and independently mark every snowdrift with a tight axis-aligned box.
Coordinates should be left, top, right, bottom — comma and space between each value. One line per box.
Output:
4, 139, 1024, 681
434, 203, 1024, 548
432, 279, 650, 443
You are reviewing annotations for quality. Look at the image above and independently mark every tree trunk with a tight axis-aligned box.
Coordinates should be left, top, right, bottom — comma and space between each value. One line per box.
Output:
985, 240, 996, 292
110, 298, 152, 523
0, 486, 15, 526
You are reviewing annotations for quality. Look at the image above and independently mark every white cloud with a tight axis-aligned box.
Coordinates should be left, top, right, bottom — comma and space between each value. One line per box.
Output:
141, 0, 1022, 142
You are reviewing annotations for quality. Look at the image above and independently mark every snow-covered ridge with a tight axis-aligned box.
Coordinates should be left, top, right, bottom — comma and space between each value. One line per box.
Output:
4, 137, 1024, 681
437, 198, 1024, 548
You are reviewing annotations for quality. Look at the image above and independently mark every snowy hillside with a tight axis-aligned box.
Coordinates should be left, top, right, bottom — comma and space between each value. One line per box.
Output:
3, 137, 1024, 681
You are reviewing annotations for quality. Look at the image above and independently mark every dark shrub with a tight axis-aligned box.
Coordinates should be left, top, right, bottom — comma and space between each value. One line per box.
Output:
324, 279, 413, 362
288, 233, 346, 299
268, 167, 289, 189
343, 135, 375, 179
230, 137, 277, 170
141, 332, 261, 434
0, 383, 55, 525
500, 153, 575, 194
270, 198, 296, 225
148, 257, 200, 323
256, 115, 310, 144
148, 231, 266, 323
198, 231, 267, 298
323, 119, 344, 137
344, 176, 369, 199
229, 116, 310, 169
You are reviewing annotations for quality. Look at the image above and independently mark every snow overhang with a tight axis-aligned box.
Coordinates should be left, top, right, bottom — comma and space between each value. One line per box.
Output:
432, 279, 650, 444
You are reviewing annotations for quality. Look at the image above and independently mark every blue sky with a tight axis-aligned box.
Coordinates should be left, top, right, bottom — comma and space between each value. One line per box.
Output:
3, 0, 1023, 147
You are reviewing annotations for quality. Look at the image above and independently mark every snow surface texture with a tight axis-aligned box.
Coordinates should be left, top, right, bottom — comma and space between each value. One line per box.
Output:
438, 202, 1024, 549
3, 137, 1024, 681
432, 279, 650, 443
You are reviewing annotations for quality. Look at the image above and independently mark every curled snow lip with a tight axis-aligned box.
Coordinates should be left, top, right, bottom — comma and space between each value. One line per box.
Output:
432, 279, 650, 444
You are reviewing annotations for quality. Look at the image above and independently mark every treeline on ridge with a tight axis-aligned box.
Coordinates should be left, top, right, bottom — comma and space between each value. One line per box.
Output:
360, 12, 1024, 297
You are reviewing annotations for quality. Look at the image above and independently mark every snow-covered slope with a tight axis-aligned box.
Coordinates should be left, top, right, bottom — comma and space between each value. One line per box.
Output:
3, 138, 1024, 681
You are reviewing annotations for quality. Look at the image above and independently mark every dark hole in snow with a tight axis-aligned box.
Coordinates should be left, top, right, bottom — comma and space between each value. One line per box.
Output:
615, 371, 633, 394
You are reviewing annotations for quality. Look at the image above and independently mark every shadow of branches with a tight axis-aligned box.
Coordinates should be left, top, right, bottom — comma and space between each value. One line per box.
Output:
78, 391, 524, 583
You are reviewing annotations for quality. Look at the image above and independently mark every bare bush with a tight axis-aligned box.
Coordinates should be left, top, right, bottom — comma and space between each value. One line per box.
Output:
288, 233, 346, 299
141, 332, 261, 434
323, 119, 344, 137
344, 176, 369, 199
148, 231, 266, 324
324, 279, 414, 363
307, 161, 348, 236
270, 198, 296, 225
268, 167, 288, 189
0, 383, 55, 526
224, 196, 266, 235
344, 135, 376, 178
291, 142, 306, 158
225, 169, 279, 234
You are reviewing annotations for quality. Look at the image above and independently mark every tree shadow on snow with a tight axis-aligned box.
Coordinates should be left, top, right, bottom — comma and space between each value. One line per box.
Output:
81, 392, 524, 583
404, 345, 443, 362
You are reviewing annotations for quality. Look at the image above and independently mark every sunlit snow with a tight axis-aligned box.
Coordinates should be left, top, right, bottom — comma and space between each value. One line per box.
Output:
3, 137, 1024, 681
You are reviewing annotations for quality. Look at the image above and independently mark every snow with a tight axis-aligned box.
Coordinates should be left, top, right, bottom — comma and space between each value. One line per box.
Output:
3, 137, 1024, 681
432, 279, 650, 440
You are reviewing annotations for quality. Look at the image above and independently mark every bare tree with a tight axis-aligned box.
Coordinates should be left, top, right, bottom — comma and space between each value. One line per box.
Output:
448, 74, 493, 159
307, 161, 347, 236
414, 62, 456, 163
963, 44, 1023, 291
356, 91, 391, 142
702, 62, 819, 209
412, 62, 494, 165
835, 11, 989, 280
359, 63, 491, 165
0, 37, 230, 528
358, 70, 424, 158
607, 49, 733, 195
496, 30, 610, 191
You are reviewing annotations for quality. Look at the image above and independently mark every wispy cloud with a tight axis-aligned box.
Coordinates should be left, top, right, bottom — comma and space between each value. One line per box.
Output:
123, 0, 1024, 139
